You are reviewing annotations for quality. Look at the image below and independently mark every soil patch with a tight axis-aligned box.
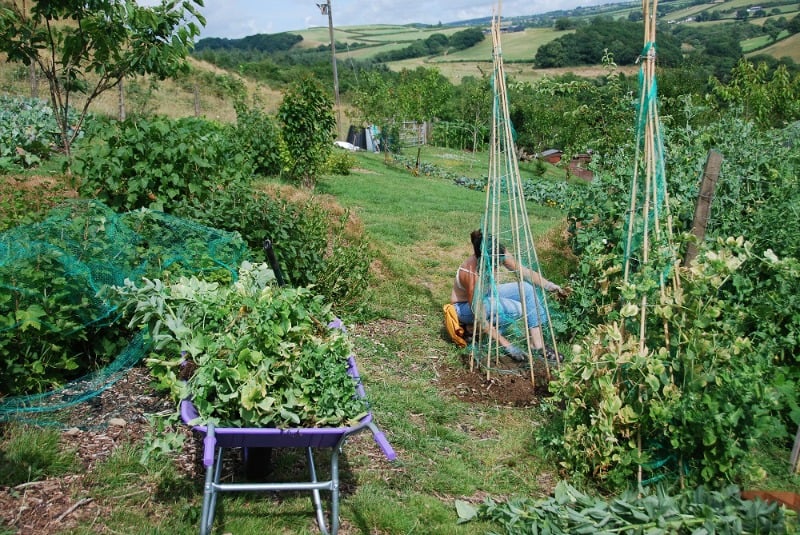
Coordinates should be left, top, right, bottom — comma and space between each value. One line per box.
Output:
437, 350, 555, 407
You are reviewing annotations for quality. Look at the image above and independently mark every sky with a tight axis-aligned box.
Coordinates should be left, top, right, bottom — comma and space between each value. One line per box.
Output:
173, 0, 607, 40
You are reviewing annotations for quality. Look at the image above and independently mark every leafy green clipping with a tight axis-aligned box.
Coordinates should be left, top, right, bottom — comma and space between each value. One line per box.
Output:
113, 261, 367, 428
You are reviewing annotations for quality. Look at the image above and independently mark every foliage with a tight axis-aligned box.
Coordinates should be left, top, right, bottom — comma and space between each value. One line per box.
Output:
534, 17, 683, 68
0, 178, 73, 231
74, 115, 253, 212
554, 100, 800, 489
508, 52, 636, 157
195, 32, 303, 53
0, 95, 67, 171
550, 238, 780, 488
460, 480, 792, 534
438, 75, 492, 151
0, 0, 204, 161
671, 22, 748, 79
351, 67, 453, 130
709, 58, 800, 128
278, 76, 336, 187
173, 181, 372, 311
233, 100, 283, 177
113, 262, 369, 428
326, 148, 356, 175
0, 200, 245, 395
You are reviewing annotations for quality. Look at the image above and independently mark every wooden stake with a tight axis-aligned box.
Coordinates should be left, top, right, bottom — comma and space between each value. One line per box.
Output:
684, 150, 723, 265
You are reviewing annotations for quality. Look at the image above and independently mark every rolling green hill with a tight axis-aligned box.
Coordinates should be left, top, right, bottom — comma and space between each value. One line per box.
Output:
264, 0, 799, 81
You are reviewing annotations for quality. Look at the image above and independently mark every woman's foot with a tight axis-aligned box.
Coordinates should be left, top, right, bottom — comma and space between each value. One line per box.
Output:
534, 346, 563, 364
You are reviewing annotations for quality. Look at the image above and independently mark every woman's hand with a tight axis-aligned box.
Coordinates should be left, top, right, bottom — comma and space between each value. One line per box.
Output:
545, 281, 571, 299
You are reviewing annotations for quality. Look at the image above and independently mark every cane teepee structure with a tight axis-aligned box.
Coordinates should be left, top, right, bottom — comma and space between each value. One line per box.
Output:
469, 7, 560, 385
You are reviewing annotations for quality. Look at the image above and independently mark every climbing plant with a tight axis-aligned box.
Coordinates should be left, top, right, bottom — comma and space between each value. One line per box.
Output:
548, 237, 778, 489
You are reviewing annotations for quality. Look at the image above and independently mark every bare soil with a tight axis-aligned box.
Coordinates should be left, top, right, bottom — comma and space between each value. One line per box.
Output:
438, 350, 555, 407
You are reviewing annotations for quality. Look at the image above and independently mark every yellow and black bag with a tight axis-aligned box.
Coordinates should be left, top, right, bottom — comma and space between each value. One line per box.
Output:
443, 303, 467, 348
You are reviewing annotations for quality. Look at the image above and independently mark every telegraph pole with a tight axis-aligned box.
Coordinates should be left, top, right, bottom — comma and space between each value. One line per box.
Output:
318, 1, 342, 138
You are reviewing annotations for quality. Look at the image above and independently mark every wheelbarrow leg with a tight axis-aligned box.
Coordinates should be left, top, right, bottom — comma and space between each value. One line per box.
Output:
307, 447, 330, 535
200, 447, 224, 535
330, 446, 342, 535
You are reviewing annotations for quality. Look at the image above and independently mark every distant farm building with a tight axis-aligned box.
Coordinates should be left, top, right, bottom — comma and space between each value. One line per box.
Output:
538, 149, 563, 164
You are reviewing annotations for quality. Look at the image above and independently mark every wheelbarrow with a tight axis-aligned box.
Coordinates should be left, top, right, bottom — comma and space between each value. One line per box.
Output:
180, 355, 396, 535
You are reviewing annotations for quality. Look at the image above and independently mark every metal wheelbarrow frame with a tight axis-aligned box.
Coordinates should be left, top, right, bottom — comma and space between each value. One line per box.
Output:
180, 356, 395, 535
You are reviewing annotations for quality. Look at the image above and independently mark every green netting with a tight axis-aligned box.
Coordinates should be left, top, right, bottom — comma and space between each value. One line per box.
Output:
468, 17, 560, 379
622, 41, 676, 286
0, 199, 249, 422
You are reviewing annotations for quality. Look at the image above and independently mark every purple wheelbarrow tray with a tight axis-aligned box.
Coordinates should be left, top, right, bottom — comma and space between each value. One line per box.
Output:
180, 356, 396, 535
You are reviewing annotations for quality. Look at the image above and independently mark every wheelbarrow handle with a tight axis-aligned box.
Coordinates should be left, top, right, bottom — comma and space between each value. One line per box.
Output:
368, 422, 397, 461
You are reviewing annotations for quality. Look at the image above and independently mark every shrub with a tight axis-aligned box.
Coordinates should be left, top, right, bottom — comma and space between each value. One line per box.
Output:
74, 115, 253, 212
549, 238, 778, 489
174, 181, 372, 311
326, 149, 355, 175
233, 101, 283, 177
278, 76, 336, 187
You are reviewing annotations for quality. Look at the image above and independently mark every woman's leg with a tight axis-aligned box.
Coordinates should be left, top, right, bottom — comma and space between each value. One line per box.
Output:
495, 282, 547, 350
496, 282, 545, 328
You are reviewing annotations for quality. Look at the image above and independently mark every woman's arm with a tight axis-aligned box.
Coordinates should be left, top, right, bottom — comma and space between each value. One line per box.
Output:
504, 255, 564, 292
503, 255, 546, 286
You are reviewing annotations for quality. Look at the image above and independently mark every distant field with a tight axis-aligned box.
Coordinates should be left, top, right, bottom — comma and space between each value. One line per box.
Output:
328, 26, 569, 71
742, 31, 793, 52
663, 4, 714, 22
339, 41, 418, 60
748, 32, 800, 61
434, 28, 567, 62
385, 56, 637, 84
296, 24, 468, 49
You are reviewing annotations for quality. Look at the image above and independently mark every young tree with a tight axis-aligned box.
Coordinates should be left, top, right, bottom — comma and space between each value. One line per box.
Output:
278, 76, 336, 188
0, 0, 205, 164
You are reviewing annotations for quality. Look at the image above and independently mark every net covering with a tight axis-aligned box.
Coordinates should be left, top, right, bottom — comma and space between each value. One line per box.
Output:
0, 199, 248, 420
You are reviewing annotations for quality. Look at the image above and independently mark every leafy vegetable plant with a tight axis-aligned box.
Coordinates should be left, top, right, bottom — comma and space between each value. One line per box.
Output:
458, 480, 792, 534
113, 261, 368, 428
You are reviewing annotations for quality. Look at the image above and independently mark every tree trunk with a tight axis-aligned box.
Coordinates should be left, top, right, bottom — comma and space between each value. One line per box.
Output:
29, 63, 38, 98
684, 149, 723, 265
194, 84, 200, 117
118, 78, 126, 121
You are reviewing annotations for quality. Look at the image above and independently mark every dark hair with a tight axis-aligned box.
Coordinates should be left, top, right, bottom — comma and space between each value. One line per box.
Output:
470, 229, 506, 260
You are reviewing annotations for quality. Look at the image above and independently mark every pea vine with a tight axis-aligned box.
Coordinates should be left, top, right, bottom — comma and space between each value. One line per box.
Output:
546, 237, 778, 488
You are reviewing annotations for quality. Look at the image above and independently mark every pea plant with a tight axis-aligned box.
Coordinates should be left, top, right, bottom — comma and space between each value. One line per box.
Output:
547, 237, 778, 489
112, 261, 368, 428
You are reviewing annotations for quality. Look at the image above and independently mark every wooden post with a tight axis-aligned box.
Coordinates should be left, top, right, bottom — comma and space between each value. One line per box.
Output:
318, 1, 341, 139
684, 149, 723, 265
194, 84, 200, 117
791, 424, 800, 474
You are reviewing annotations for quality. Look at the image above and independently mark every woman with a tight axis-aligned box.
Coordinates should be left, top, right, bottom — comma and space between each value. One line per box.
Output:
450, 229, 564, 362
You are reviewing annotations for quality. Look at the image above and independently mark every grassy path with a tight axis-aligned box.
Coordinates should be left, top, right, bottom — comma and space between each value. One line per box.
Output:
308, 150, 570, 533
